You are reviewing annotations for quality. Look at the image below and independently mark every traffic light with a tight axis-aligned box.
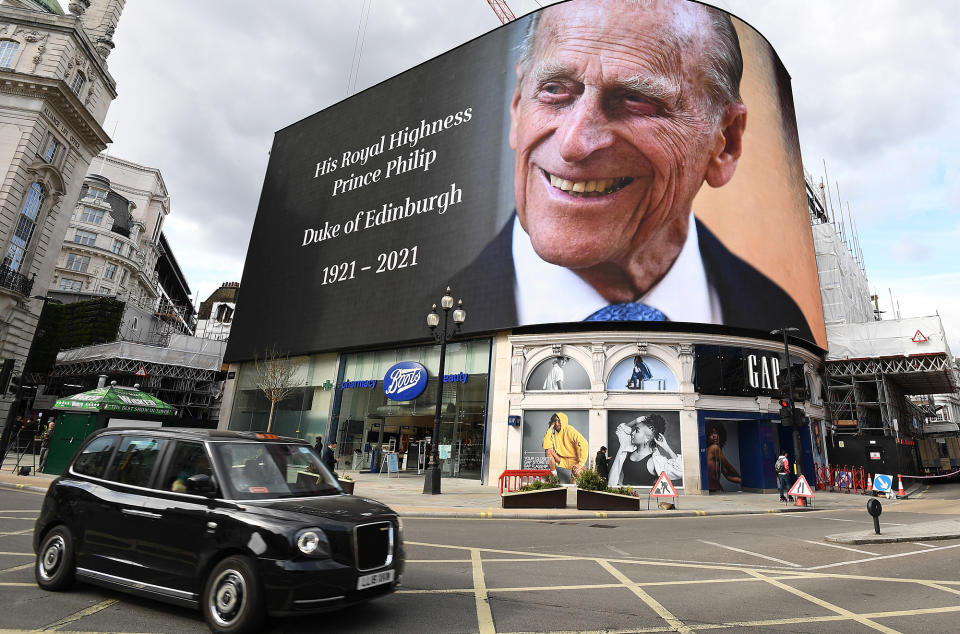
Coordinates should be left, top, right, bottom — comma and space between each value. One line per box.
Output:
778, 399, 792, 426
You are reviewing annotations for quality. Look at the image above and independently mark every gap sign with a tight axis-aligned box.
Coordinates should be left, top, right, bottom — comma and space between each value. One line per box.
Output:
383, 361, 428, 401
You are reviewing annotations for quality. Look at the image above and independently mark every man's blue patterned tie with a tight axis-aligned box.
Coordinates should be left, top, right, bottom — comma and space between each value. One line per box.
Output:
585, 302, 667, 322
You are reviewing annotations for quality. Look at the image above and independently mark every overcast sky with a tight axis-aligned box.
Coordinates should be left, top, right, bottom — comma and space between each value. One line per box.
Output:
102, 0, 960, 352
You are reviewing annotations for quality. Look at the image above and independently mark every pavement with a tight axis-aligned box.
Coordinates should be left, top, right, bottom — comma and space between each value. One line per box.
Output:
0, 453, 928, 520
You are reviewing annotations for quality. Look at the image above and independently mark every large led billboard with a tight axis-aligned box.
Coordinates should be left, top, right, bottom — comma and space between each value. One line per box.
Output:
227, 0, 826, 362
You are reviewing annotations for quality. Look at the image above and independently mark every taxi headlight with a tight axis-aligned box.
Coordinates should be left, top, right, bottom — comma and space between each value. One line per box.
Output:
295, 528, 331, 558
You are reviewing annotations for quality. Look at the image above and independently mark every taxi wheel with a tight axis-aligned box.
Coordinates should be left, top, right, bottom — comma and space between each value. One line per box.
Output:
35, 526, 76, 591
202, 555, 265, 634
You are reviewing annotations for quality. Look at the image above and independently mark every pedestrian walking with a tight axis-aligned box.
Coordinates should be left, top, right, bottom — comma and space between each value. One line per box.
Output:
775, 449, 790, 502
321, 440, 339, 479
595, 446, 610, 480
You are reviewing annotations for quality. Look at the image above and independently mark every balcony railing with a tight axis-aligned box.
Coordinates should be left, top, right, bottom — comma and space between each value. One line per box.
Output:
0, 262, 34, 296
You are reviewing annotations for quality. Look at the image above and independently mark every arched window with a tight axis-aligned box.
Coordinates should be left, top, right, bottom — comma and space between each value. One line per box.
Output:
606, 355, 677, 391
0, 40, 18, 69
5, 183, 44, 272
525, 355, 591, 391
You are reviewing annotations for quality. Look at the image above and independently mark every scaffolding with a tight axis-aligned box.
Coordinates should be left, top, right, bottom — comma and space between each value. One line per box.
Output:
44, 334, 227, 423
824, 318, 958, 438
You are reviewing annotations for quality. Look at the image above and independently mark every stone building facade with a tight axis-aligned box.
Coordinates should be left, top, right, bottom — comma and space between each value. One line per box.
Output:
0, 0, 125, 430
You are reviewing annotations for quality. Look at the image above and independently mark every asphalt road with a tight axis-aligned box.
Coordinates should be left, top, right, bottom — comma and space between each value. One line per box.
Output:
2, 483, 959, 633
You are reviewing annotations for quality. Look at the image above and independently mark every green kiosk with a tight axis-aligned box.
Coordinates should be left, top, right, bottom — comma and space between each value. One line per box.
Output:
43, 383, 177, 475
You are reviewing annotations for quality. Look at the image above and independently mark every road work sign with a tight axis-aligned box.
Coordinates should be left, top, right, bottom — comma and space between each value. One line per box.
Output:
787, 475, 814, 498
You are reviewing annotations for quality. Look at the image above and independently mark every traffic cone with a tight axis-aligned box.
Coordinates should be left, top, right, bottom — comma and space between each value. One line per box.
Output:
866, 473, 873, 493
897, 474, 905, 497
794, 495, 806, 507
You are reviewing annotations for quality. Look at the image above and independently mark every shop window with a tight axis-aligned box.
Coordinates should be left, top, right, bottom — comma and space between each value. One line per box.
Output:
606, 355, 677, 391
525, 355, 590, 391
521, 410, 590, 470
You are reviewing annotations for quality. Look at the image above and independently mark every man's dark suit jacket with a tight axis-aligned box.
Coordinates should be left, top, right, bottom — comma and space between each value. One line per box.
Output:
447, 215, 814, 342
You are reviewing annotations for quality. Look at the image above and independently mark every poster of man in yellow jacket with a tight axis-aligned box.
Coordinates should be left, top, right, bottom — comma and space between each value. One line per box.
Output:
543, 412, 588, 483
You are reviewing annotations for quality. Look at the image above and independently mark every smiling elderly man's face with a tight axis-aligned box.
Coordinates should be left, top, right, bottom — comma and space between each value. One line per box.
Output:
509, 0, 744, 284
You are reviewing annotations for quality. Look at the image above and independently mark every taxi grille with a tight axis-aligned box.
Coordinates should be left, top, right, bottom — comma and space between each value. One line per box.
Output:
354, 521, 393, 571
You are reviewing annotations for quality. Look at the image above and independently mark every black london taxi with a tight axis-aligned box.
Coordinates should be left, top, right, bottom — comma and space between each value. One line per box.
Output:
33, 428, 403, 633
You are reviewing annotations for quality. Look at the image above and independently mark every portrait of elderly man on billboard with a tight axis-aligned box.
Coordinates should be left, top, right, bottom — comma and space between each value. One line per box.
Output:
455, 0, 813, 340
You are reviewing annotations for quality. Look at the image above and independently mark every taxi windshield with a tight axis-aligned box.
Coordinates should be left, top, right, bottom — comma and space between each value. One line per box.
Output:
213, 442, 341, 500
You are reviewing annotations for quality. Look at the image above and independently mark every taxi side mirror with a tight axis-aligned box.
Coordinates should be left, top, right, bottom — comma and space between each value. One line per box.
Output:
186, 473, 217, 497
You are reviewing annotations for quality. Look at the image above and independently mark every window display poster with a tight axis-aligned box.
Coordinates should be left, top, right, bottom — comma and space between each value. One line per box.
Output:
521, 410, 588, 469
607, 411, 683, 488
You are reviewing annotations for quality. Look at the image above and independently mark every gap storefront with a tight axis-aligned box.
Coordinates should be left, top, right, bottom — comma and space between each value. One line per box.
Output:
487, 328, 826, 494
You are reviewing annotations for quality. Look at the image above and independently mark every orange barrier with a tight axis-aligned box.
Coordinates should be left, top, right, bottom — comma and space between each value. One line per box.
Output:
498, 469, 554, 495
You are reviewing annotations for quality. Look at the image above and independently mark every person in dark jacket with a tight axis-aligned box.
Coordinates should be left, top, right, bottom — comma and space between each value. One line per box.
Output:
595, 446, 610, 480
321, 441, 339, 478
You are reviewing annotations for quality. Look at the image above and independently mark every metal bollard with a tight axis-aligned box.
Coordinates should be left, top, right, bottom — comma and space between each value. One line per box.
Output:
867, 498, 882, 535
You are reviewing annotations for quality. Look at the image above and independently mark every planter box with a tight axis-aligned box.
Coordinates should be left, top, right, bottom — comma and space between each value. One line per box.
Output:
339, 479, 355, 495
501, 487, 567, 509
576, 489, 641, 511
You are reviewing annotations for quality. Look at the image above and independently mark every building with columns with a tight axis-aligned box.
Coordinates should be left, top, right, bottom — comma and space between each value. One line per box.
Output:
0, 0, 124, 441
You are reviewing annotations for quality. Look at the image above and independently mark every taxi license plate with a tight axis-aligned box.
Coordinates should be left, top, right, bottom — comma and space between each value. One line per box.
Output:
357, 569, 394, 590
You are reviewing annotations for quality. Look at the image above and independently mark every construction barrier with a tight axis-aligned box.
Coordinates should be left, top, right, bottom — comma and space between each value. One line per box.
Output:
498, 469, 554, 494
815, 464, 830, 491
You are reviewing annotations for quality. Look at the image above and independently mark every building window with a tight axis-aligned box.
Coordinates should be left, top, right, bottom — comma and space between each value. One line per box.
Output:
120, 269, 128, 285
41, 136, 60, 163
73, 229, 97, 246
79, 206, 105, 225
87, 187, 107, 203
0, 40, 17, 69
59, 278, 83, 291
111, 238, 123, 254
216, 304, 235, 323
65, 253, 90, 272
104, 263, 117, 280
4, 183, 44, 272
70, 71, 86, 96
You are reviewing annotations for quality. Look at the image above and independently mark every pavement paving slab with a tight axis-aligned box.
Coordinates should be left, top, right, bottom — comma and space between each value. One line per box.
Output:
825, 517, 960, 544
0, 456, 899, 519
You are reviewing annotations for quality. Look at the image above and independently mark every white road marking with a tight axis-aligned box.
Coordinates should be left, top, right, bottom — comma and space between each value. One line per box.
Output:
606, 544, 633, 557
807, 541, 960, 571
698, 540, 801, 568
800, 540, 879, 556
911, 542, 939, 548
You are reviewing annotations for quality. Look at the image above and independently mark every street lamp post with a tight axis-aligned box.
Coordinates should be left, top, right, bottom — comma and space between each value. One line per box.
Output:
771, 326, 801, 474
423, 287, 466, 495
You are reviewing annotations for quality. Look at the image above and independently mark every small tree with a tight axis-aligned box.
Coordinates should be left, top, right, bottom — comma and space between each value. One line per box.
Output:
254, 346, 302, 433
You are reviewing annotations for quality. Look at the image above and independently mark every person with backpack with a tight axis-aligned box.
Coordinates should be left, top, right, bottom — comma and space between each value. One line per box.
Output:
775, 450, 790, 502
